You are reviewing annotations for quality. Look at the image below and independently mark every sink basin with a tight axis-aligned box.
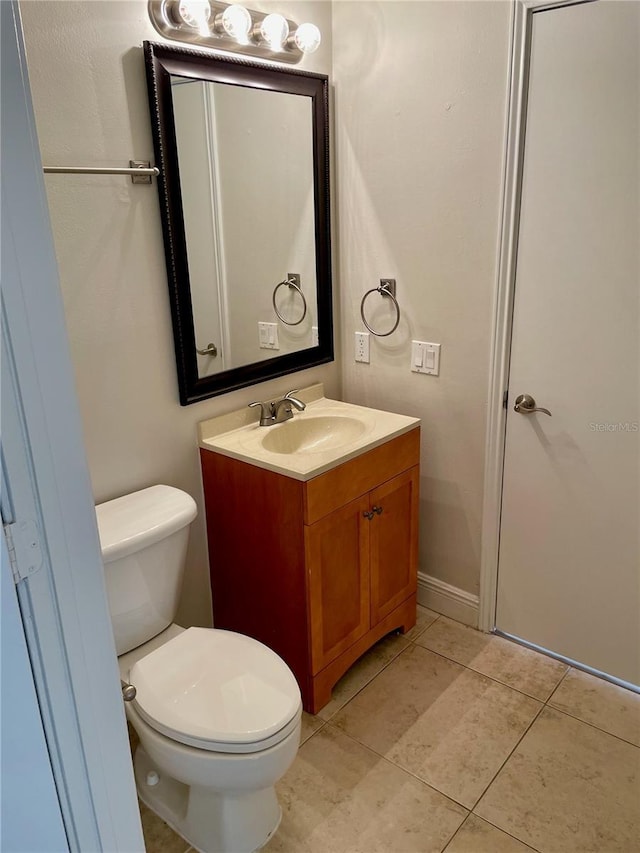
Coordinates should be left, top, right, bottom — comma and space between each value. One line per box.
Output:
198, 384, 420, 481
260, 416, 367, 455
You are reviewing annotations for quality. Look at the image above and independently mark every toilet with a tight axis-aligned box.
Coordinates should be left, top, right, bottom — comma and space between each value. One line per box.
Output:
96, 485, 302, 853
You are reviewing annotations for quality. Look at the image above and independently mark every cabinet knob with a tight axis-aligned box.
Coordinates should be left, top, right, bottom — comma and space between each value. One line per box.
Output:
363, 510, 374, 520
372, 505, 383, 515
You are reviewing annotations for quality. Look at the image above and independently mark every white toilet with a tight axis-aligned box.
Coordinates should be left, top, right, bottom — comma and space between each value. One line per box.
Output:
96, 485, 302, 853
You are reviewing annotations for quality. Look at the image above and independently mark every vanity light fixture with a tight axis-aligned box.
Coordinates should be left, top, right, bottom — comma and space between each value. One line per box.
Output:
175, 0, 211, 34
255, 13, 289, 51
148, 0, 321, 63
214, 3, 251, 41
288, 22, 321, 55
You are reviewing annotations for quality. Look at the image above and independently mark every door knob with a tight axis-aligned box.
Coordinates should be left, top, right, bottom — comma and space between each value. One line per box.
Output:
514, 394, 552, 416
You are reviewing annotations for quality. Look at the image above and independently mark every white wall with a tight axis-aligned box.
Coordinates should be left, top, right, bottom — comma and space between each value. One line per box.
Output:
20, 0, 512, 620
19, 0, 336, 629
333, 1, 511, 598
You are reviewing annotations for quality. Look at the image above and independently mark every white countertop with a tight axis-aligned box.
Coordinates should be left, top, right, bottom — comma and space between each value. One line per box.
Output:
198, 385, 420, 482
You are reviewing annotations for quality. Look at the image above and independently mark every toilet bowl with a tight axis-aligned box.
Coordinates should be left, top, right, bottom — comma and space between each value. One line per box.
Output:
96, 486, 301, 853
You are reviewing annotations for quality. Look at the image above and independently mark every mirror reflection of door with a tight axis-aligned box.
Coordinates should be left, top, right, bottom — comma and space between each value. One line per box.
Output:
172, 79, 227, 376
171, 77, 317, 379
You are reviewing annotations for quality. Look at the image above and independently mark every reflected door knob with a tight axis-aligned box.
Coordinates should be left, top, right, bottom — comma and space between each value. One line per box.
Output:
196, 342, 218, 357
514, 394, 552, 416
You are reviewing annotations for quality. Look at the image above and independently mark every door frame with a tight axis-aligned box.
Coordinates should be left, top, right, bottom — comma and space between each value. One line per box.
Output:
479, 0, 595, 632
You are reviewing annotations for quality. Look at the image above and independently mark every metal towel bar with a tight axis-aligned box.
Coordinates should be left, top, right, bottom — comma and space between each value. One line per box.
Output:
43, 160, 159, 185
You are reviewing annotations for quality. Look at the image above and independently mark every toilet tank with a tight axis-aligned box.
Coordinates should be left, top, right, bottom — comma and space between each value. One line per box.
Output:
96, 485, 198, 656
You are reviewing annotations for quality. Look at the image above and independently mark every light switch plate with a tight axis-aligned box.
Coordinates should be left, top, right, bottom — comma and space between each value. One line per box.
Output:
411, 341, 440, 375
311, 326, 319, 346
258, 321, 279, 350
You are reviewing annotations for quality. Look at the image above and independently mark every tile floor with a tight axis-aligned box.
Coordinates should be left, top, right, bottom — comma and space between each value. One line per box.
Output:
138, 607, 640, 853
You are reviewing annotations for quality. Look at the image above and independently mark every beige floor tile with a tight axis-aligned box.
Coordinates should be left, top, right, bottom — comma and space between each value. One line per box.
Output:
475, 707, 640, 852
548, 667, 640, 746
316, 632, 410, 721
331, 644, 541, 808
403, 605, 440, 641
445, 815, 536, 852
139, 801, 189, 853
300, 711, 324, 744
416, 617, 568, 700
265, 725, 467, 853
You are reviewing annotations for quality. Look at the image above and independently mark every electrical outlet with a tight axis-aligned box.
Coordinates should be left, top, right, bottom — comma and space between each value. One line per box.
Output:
355, 331, 370, 363
411, 341, 440, 375
311, 326, 319, 346
258, 322, 279, 350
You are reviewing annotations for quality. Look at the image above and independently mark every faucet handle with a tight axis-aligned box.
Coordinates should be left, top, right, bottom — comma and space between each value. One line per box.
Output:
284, 389, 299, 399
248, 401, 274, 425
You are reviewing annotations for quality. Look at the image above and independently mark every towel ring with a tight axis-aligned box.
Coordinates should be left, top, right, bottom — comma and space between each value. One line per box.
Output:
272, 277, 307, 326
360, 280, 401, 337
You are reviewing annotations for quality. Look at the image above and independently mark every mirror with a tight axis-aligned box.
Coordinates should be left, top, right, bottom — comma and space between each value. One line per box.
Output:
144, 42, 333, 405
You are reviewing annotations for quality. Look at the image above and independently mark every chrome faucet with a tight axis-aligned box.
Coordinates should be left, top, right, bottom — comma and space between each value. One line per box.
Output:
248, 390, 306, 426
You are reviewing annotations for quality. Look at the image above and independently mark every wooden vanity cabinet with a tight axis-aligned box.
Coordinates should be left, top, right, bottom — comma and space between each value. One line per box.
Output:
200, 427, 419, 714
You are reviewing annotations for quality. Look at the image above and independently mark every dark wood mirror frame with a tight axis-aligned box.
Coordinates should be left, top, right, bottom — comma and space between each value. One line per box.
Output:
144, 41, 333, 405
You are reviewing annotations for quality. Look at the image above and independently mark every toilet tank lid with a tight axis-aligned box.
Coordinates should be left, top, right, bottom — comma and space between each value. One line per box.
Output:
96, 485, 197, 564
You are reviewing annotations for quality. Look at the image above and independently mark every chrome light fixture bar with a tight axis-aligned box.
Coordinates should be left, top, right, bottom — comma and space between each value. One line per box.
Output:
148, 0, 321, 64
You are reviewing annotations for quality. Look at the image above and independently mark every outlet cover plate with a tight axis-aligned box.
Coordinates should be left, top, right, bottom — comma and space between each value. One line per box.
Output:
355, 331, 370, 363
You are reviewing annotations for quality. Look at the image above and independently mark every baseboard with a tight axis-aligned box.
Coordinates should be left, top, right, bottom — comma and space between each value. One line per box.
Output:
416, 572, 480, 629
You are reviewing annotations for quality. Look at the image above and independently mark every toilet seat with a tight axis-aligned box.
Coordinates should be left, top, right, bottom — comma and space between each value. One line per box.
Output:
129, 627, 302, 754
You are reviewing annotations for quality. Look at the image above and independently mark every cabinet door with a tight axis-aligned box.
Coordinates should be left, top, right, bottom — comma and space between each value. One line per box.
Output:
369, 467, 419, 625
305, 495, 370, 674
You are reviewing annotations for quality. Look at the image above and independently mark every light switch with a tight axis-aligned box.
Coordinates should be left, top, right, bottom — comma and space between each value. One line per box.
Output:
258, 322, 279, 350
411, 341, 440, 375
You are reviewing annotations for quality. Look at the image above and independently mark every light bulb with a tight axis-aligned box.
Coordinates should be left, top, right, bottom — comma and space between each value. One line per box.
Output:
259, 13, 289, 50
216, 4, 252, 41
293, 22, 321, 54
176, 0, 211, 35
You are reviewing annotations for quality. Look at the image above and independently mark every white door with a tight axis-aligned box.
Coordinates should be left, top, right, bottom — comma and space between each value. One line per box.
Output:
2, 1, 145, 847
172, 79, 227, 376
496, 0, 639, 686
1, 534, 69, 853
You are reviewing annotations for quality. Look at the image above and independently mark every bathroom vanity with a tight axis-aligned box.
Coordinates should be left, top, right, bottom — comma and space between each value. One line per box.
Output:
198, 386, 420, 713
